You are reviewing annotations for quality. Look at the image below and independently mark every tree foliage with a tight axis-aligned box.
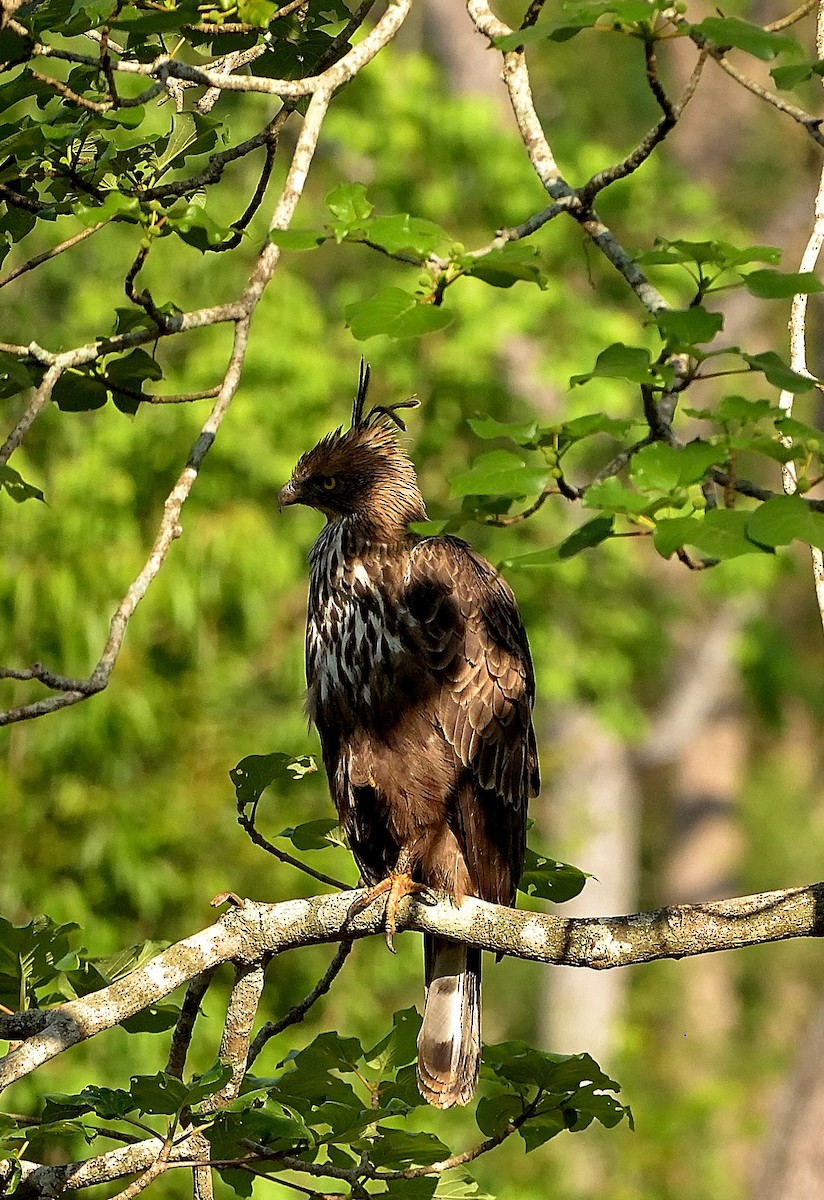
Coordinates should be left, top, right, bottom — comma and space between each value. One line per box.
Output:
3, 0, 824, 1196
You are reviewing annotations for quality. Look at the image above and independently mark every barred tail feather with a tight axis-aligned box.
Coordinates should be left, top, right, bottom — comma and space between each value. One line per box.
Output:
417, 936, 481, 1108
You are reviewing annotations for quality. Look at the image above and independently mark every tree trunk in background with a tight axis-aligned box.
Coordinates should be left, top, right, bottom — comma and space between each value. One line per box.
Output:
756, 1005, 824, 1200
538, 707, 640, 1067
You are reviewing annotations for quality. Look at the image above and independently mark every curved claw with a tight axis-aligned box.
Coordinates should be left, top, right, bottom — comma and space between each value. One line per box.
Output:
346, 872, 427, 951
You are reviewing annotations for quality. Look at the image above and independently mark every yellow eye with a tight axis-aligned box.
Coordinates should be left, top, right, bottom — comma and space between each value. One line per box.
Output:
322, 475, 337, 490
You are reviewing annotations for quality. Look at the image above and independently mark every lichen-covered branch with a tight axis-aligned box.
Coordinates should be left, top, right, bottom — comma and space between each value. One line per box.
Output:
2, 882, 823, 1095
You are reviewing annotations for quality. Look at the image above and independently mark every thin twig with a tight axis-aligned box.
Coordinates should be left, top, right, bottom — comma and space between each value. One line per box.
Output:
237, 805, 350, 892
0, 222, 108, 290
765, 0, 818, 31
247, 941, 353, 1067
709, 47, 824, 148
166, 969, 218, 1079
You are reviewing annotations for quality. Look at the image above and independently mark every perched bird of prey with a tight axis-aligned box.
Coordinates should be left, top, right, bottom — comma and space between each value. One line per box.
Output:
279, 363, 539, 1109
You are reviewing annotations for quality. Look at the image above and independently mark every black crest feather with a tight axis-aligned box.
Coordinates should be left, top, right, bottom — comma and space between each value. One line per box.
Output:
350, 358, 420, 432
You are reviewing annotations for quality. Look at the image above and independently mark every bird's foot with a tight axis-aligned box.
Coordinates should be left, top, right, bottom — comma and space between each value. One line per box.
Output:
347, 872, 428, 952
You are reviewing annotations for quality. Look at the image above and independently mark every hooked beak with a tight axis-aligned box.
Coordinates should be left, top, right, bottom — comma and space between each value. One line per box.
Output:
277, 480, 299, 512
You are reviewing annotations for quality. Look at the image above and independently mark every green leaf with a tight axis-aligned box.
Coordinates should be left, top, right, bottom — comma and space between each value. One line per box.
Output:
324, 182, 373, 229
0, 915, 82, 1011
655, 306, 723, 346
655, 509, 770, 560
277, 818, 341, 851
465, 243, 548, 289
559, 414, 636, 441
230, 753, 316, 807
746, 494, 824, 549
690, 16, 800, 60
502, 517, 615, 568
630, 441, 726, 491
450, 450, 550, 499
582, 476, 650, 515
345, 288, 453, 341
53, 370, 109, 412
570, 342, 654, 386
716, 395, 780, 425
367, 1127, 451, 1168
105, 348, 163, 413
270, 228, 329, 250
359, 213, 450, 258
492, 1, 654, 48
468, 416, 539, 445
741, 270, 824, 298
518, 852, 588, 901
186, 1061, 234, 1107
0, 465, 45, 504
364, 1008, 422, 1074
73, 192, 141, 228
771, 61, 816, 89
743, 350, 817, 392
166, 202, 230, 251
129, 1072, 190, 1116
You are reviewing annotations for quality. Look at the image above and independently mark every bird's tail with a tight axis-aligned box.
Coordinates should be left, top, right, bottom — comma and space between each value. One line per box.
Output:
417, 935, 481, 1108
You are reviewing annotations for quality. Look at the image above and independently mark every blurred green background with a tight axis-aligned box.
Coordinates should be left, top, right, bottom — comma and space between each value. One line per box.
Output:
4, 3, 824, 1196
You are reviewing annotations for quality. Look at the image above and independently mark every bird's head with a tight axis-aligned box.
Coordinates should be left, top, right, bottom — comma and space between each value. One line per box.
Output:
279, 362, 427, 540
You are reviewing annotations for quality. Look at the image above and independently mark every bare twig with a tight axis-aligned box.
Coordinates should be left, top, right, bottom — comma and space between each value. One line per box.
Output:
166, 969, 218, 1079
0, 222, 107, 290
247, 941, 353, 1067
708, 47, 824, 148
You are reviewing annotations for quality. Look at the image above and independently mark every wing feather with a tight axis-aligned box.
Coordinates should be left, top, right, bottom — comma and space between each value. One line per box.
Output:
404, 536, 539, 904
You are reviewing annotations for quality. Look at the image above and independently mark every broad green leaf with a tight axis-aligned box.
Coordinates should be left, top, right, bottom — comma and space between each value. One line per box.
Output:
0, 465, 45, 504
519, 1112, 568, 1151
741, 270, 824, 299
186, 1062, 234, 1107
345, 288, 453, 341
465, 243, 548, 289
630, 441, 726, 491
743, 350, 817, 392
166, 202, 230, 251
468, 416, 539, 445
560, 414, 636, 440
277, 818, 341, 851
655, 509, 770, 560
774, 417, 823, 446
570, 342, 654, 386
771, 61, 817, 89
690, 16, 800, 60
230, 753, 316, 807
129, 1072, 190, 1116
746, 494, 824, 549
360, 213, 450, 258
325, 182, 373, 228
73, 192, 141, 227
518, 852, 588, 901
655, 306, 723, 346
493, 1, 653, 48
583, 476, 651, 515
53, 370, 109, 412
716, 396, 779, 425
367, 1126, 451, 1168
689, 509, 772, 559
502, 517, 615, 568
450, 450, 550, 499
106, 348, 163, 414
365, 1008, 422, 1074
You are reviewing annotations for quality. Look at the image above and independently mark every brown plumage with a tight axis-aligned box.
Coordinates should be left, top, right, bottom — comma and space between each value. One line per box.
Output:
279, 363, 540, 1108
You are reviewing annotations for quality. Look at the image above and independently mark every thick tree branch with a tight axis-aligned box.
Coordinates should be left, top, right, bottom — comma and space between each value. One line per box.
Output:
2, 882, 823, 1095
